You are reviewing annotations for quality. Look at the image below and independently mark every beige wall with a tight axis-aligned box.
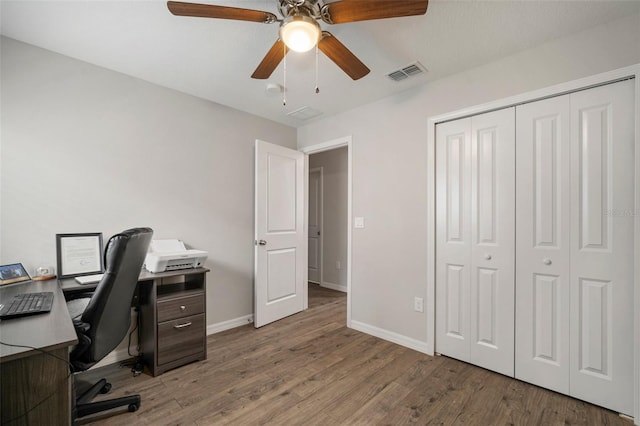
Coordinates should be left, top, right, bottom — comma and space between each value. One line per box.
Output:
0, 37, 296, 326
3, 12, 639, 351
298, 14, 640, 347
309, 147, 348, 290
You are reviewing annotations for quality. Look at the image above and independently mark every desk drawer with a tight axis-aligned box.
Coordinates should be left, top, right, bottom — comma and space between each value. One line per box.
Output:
157, 294, 204, 322
157, 313, 205, 366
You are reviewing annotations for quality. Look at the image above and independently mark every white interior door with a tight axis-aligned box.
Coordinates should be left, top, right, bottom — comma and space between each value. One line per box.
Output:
515, 95, 571, 393
434, 76, 637, 415
308, 168, 322, 284
436, 117, 472, 362
436, 108, 515, 377
469, 108, 515, 376
254, 139, 308, 328
569, 79, 635, 415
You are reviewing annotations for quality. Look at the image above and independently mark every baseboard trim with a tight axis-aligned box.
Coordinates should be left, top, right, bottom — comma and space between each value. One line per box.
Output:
91, 311, 138, 369
92, 314, 255, 369
93, 348, 133, 369
207, 314, 254, 335
320, 281, 347, 293
350, 320, 430, 354
94, 317, 429, 369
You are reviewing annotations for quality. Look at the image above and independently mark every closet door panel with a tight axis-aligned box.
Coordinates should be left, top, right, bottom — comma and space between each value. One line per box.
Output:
515, 96, 571, 393
569, 79, 634, 415
436, 118, 472, 361
469, 108, 515, 376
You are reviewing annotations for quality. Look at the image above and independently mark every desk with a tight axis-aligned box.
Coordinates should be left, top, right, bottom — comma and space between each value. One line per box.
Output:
60, 267, 209, 376
1, 268, 208, 424
0, 280, 78, 425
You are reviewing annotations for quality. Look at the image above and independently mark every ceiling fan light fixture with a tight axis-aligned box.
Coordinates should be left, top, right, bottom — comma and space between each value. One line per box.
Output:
280, 15, 320, 53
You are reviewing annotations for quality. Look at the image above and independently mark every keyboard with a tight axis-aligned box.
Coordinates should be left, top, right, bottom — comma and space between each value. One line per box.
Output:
0, 292, 54, 319
75, 273, 104, 285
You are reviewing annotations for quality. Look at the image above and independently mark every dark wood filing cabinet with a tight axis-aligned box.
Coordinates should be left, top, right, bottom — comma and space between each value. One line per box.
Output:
138, 268, 208, 376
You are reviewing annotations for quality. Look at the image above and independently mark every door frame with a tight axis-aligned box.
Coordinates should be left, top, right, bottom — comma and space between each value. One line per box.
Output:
308, 166, 324, 286
301, 136, 353, 326
426, 64, 640, 420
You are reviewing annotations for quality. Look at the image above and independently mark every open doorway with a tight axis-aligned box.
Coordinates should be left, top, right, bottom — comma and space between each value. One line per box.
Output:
302, 137, 352, 325
309, 147, 347, 292
308, 166, 323, 286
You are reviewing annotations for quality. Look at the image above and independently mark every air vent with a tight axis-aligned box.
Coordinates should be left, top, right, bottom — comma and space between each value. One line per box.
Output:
387, 62, 427, 82
286, 106, 323, 121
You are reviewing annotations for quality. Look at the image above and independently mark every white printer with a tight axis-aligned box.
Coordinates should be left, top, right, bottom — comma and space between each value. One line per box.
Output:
144, 239, 208, 273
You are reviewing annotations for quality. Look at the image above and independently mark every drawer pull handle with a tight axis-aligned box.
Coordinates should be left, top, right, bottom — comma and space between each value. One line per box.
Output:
173, 322, 192, 329
180, 305, 186, 311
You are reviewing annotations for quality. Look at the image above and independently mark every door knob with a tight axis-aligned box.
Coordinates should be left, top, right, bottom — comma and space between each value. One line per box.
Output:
258, 240, 267, 246
484, 254, 492, 260
543, 258, 552, 265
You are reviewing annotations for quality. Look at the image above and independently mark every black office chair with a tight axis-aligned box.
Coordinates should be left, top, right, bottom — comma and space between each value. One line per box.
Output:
67, 227, 153, 420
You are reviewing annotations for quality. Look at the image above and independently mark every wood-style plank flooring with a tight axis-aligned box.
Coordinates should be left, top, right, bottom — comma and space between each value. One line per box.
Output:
80, 284, 630, 425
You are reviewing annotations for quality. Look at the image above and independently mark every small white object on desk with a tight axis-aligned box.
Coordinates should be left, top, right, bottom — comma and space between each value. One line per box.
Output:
75, 273, 104, 285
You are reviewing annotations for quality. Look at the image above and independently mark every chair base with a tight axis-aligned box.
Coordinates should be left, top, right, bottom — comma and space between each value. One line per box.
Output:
75, 377, 141, 419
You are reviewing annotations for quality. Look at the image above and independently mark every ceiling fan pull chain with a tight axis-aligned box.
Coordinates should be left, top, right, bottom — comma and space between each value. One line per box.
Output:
283, 42, 287, 106
315, 44, 320, 94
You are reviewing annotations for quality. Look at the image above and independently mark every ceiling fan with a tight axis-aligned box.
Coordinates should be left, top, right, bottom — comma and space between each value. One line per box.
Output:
167, 0, 429, 81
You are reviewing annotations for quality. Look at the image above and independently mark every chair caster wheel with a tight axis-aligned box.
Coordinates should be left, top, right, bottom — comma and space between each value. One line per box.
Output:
128, 403, 140, 412
100, 383, 112, 394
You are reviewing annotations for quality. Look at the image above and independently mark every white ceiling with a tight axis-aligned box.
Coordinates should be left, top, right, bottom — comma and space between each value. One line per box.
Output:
2, 0, 639, 127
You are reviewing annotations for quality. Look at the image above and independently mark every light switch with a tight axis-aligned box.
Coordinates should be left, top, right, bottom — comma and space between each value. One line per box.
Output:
354, 217, 365, 228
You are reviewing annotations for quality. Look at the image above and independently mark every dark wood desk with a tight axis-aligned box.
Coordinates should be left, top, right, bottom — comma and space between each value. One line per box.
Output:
0, 279, 78, 425
60, 268, 209, 376
58, 268, 207, 294
1, 268, 208, 424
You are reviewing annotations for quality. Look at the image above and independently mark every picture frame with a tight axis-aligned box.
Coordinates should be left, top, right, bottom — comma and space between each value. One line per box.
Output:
56, 233, 104, 278
0, 263, 31, 286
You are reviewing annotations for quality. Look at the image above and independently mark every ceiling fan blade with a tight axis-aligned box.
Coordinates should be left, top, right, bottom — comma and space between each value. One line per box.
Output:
251, 39, 288, 79
167, 1, 277, 23
323, 0, 428, 24
318, 32, 370, 80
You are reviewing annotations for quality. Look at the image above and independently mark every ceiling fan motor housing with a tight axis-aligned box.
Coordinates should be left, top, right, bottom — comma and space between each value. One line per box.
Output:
279, 0, 324, 20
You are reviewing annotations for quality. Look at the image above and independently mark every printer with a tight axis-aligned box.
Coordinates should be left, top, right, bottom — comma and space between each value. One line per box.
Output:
144, 239, 208, 273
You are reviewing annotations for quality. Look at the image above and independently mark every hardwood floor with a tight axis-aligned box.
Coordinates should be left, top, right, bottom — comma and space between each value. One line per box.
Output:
80, 284, 630, 425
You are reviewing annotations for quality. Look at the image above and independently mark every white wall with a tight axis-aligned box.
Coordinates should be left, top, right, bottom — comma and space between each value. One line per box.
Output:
309, 147, 348, 291
297, 14, 640, 347
0, 37, 296, 327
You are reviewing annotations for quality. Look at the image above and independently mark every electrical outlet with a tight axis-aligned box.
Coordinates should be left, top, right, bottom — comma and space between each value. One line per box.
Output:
336, 261, 341, 270
414, 297, 424, 313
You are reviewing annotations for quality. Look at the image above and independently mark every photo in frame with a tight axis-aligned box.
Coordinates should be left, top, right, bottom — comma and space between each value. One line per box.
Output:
0, 263, 31, 286
56, 233, 104, 278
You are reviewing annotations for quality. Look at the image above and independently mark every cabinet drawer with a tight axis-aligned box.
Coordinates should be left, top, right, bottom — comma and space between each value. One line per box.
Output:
157, 313, 205, 366
157, 294, 204, 322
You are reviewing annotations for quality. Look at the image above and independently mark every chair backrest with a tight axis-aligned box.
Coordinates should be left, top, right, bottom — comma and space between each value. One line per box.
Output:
80, 227, 153, 363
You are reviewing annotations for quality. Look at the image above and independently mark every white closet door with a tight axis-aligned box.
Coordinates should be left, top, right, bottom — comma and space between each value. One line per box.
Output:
436, 118, 472, 362
515, 95, 571, 393
569, 79, 635, 415
469, 108, 515, 376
